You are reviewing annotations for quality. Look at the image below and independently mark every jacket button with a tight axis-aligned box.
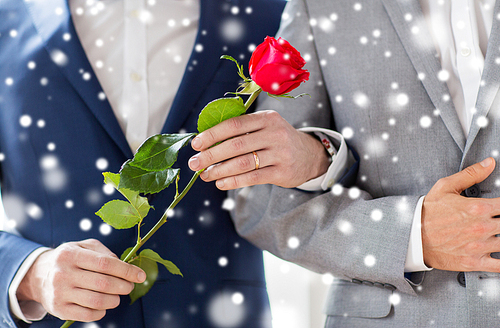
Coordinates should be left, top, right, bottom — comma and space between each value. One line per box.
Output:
457, 272, 466, 287
465, 185, 480, 197
351, 279, 362, 284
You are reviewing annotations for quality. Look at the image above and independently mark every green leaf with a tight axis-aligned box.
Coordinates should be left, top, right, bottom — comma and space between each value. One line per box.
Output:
103, 172, 151, 218
119, 162, 180, 194
140, 249, 183, 277
197, 97, 246, 133
129, 254, 158, 304
95, 199, 142, 229
128, 133, 196, 171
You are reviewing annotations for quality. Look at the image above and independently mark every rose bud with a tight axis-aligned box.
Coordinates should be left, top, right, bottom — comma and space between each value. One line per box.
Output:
249, 36, 310, 95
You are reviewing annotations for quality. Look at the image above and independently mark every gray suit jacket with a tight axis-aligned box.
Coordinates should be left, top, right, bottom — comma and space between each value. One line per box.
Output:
231, 0, 500, 327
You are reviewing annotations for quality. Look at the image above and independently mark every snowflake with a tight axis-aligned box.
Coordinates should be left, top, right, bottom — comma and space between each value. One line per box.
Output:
95, 157, 109, 170
80, 218, 92, 231
364, 255, 376, 267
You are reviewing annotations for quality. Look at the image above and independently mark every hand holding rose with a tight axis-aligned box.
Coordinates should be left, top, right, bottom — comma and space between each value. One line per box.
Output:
188, 110, 331, 190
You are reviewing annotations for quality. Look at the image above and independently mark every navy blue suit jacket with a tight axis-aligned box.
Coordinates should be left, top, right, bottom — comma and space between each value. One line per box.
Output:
0, 0, 285, 327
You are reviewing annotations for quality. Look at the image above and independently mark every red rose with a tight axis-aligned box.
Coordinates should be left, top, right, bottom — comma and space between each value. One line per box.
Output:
249, 36, 310, 95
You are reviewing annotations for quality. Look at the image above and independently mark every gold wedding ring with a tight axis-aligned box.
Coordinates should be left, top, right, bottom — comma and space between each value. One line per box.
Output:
252, 151, 260, 170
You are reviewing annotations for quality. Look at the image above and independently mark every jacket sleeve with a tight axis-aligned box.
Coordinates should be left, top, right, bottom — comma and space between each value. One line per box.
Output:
230, 0, 420, 296
0, 231, 43, 327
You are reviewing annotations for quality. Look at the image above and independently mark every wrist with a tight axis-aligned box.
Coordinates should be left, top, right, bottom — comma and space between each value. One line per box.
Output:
16, 251, 49, 303
306, 133, 331, 180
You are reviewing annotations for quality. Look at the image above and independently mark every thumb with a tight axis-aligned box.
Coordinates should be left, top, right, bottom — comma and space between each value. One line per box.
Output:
442, 157, 495, 194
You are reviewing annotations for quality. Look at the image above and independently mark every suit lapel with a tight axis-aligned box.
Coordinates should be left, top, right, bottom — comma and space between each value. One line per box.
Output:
23, 0, 133, 159
381, 0, 466, 152
461, 0, 500, 164
161, 0, 229, 134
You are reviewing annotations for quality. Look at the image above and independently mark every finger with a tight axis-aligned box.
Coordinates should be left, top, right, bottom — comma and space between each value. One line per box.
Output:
201, 150, 271, 182
72, 288, 121, 311
190, 130, 269, 171
479, 256, 500, 273
215, 166, 280, 190
58, 303, 106, 322
191, 111, 272, 151
438, 158, 495, 194
77, 239, 118, 258
74, 270, 135, 295
75, 248, 146, 284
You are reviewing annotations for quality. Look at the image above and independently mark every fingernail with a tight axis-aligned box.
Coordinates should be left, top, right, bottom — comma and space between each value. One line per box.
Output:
481, 157, 492, 167
189, 156, 199, 170
201, 170, 208, 180
216, 180, 225, 189
192, 137, 201, 150
138, 271, 146, 282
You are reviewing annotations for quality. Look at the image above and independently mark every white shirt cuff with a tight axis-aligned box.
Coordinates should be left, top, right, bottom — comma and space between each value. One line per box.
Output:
296, 127, 350, 191
405, 196, 433, 272
9, 247, 50, 323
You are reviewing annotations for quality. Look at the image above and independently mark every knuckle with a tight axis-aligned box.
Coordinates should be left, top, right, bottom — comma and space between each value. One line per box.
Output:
206, 129, 218, 145
433, 178, 447, 192
96, 256, 111, 272
204, 149, 215, 163
237, 156, 252, 170
468, 203, 489, 217
264, 110, 281, 122
89, 295, 104, 309
227, 116, 243, 132
275, 126, 290, 141
460, 257, 477, 271
86, 238, 100, 246
462, 166, 479, 179
123, 264, 135, 281
95, 277, 111, 292
469, 222, 487, 236
226, 176, 238, 189
248, 170, 260, 185
230, 137, 245, 152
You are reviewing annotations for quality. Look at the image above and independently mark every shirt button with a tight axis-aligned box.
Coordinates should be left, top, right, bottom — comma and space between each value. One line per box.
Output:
130, 72, 143, 82
461, 47, 471, 57
465, 185, 480, 197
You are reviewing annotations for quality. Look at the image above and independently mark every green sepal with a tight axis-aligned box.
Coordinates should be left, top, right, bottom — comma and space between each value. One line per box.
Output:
237, 81, 261, 95
103, 172, 152, 218
95, 199, 143, 229
267, 92, 310, 99
118, 161, 180, 194
220, 55, 250, 82
128, 133, 196, 171
140, 249, 183, 277
197, 97, 246, 133
129, 252, 158, 304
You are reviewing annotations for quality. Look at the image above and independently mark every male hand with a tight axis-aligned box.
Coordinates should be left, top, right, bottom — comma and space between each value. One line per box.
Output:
422, 157, 500, 272
188, 110, 331, 190
16, 239, 146, 322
